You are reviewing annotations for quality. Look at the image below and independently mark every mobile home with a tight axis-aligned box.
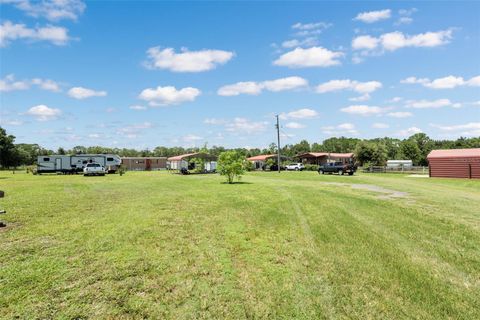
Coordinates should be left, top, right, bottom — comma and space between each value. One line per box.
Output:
37, 154, 121, 174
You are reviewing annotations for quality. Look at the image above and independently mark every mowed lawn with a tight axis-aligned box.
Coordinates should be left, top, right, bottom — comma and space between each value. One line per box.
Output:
0, 171, 479, 319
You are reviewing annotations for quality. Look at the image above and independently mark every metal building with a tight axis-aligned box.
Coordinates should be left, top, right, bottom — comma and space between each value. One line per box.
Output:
427, 148, 480, 179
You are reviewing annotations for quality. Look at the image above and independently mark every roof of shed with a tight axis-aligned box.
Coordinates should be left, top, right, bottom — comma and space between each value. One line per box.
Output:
427, 148, 480, 159
167, 152, 217, 161
247, 154, 279, 161
296, 152, 354, 158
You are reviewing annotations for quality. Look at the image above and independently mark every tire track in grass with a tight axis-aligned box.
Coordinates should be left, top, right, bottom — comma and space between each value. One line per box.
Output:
272, 183, 335, 319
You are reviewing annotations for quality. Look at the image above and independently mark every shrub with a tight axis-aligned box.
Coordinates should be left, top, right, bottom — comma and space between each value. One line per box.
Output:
304, 164, 319, 171
218, 151, 246, 184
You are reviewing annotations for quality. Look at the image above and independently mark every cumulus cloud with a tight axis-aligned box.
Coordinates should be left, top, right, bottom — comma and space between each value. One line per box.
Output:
281, 37, 318, 48
0, 20, 70, 46
2, 0, 86, 21
217, 76, 308, 96
354, 9, 391, 23
316, 79, 382, 94
397, 127, 422, 136
68, 87, 107, 99
273, 46, 344, 68
138, 85, 200, 106
279, 108, 319, 120
340, 105, 388, 116
205, 117, 268, 135
401, 75, 480, 89
352, 29, 453, 55
322, 123, 358, 135
285, 122, 306, 129
387, 111, 413, 118
145, 47, 234, 72
0, 74, 61, 92
405, 99, 460, 109
0, 74, 29, 91
431, 122, 480, 136
25, 104, 61, 121
31, 78, 61, 92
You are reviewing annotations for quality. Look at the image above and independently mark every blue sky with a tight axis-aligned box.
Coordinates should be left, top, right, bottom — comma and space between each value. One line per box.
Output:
1, 1, 479, 150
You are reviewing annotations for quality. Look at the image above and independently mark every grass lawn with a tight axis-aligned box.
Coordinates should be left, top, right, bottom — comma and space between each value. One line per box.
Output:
0, 170, 479, 319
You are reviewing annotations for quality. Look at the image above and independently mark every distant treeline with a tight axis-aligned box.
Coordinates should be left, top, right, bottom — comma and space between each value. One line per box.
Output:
1, 126, 479, 168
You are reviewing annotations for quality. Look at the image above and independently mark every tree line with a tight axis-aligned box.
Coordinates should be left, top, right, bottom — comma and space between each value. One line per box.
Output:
1, 126, 479, 169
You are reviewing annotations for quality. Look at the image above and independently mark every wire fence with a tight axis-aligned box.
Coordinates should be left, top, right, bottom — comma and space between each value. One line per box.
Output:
362, 166, 428, 174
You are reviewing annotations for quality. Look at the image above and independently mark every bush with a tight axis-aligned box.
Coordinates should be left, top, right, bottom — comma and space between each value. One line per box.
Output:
304, 164, 319, 171
218, 151, 246, 184
118, 165, 126, 176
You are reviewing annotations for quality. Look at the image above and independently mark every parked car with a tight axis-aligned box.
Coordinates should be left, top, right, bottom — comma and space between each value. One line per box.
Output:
285, 163, 305, 171
318, 162, 357, 175
83, 163, 106, 176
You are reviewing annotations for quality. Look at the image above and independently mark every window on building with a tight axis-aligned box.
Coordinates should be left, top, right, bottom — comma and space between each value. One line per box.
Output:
43, 157, 50, 161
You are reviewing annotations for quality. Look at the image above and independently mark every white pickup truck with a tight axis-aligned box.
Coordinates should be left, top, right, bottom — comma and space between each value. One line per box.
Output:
83, 163, 106, 176
285, 163, 305, 171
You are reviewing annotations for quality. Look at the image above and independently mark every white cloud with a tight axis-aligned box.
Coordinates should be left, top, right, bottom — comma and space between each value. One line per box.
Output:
401, 75, 480, 89
396, 17, 413, 25
285, 122, 306, 129
387, 111, 413, 118
0, 119, 24, 126
138, 85, 200, 106
0, 74, 29, 91
0, 20, 70, 46
2, 0, 86, 21
31, 78, 61, 92
129, 105, 147, 111
354, 9, 391, 23
117, 122, 153, 138
273, 46, 344, 68
218, 76, 307, 96
206, 117, 268, 135
349, 93, 371, 102
351, 35, 380, 50
387, 97, 403, 103
316, 79, 382, 94
217, 82, 262, 96
405, 99, 460, 109
145, 47, 234, 72
397, 127, 422, 136
291, 21, 332, 37
281, 37, 318, 48
68, 87, 107, 99
352, 29, 453, 53
431, 122, 480, 136
372, 123, 390, 129
25, 104, 61, 121
225, 118, 269, 134
279, 108, 319, 120
322, 123, 358, 135
0, 74, 61, 92
182, 134, 203, 143
340, 105, 387, 116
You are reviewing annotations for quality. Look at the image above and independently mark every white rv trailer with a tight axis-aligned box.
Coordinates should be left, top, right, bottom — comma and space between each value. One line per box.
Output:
37, 154, 121, 174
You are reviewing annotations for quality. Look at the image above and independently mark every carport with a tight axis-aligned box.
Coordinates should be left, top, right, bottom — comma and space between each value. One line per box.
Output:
167, 153, 217, 173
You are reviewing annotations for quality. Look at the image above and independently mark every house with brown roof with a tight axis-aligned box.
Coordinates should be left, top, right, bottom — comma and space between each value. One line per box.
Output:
295, 152, 355, 165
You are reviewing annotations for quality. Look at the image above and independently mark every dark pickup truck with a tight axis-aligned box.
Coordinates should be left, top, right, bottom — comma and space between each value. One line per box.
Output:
318, 162, 357, 175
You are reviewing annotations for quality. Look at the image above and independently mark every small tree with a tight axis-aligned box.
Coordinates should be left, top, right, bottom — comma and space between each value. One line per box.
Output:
218, 151, 246, 184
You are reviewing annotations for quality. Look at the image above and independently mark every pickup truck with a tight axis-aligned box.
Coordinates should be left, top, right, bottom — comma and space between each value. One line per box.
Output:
83, 163, 106, 176
318, 162, 357, 175
285, 163, 305, 171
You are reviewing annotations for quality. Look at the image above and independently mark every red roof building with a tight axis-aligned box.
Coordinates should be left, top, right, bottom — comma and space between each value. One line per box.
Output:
427, 148, 480, 179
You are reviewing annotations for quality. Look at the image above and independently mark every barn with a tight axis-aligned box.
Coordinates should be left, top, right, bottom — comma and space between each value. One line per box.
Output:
121, 157, 167, 171
295, 152, 355, 165
427, 148, 480, 179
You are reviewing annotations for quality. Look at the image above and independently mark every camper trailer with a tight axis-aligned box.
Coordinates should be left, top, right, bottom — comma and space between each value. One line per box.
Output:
37, 154, 121, 174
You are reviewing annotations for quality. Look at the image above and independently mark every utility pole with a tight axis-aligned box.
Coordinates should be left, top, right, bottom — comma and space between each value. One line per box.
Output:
275, 115, 281, 173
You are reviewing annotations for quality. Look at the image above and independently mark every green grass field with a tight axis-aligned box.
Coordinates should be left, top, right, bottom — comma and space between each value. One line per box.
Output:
0, 170, 479, 319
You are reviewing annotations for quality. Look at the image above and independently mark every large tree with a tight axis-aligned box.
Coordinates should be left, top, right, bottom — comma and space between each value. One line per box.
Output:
0, 127, 17, 168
